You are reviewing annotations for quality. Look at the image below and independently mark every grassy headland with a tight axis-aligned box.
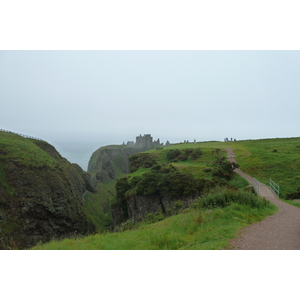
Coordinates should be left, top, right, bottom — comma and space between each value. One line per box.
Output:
30, 136, 300, 249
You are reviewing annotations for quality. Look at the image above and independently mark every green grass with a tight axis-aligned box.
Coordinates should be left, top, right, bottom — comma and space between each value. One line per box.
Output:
228, 172, 249, 189
154, 137, 300, 199
32, 193, 277, 250
281, 199, 300, 209
129, 146, 225, 180
222, 138, 300, 197
0, 132, 58, 169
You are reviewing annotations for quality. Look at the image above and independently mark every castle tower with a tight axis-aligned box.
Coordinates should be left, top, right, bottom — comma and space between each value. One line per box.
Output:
135, 134, 153, 148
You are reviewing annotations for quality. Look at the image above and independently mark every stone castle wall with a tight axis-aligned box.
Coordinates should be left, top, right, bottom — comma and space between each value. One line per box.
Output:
125, 134, 162, 149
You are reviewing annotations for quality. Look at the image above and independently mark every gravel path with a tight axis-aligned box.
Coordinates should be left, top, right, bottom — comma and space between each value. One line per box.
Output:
226, 148, 300, 250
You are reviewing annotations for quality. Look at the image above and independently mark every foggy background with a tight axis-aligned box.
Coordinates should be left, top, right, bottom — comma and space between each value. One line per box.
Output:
2, 0, 300, 297
1, 50, 300, 170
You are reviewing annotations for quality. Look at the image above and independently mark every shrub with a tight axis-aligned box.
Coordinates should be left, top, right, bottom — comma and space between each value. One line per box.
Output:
183, 148, 193, 156
212, 156, 239, 180
157, 171, 199, 199
191, 148, 203, 160
160, 164, 177, 173
177, 154, 188, 161
151, 164, 162, 172
115, 177, 130, 202
166, 149, 181, 161
286, 187, 300, 200
118, 219, 137, 232
129, 153, 157, 173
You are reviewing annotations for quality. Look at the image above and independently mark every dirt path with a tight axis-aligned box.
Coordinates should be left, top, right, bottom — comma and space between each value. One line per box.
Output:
226, 148, 300, 250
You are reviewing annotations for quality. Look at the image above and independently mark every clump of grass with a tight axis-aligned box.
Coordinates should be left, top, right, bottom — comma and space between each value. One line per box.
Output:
195, 186, 269, 209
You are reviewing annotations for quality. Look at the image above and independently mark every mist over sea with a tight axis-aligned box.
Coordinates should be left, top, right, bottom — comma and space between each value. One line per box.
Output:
53, 141, 102, 171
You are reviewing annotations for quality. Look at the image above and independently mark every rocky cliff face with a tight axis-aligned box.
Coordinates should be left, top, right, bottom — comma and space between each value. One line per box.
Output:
0, 132, 95, 249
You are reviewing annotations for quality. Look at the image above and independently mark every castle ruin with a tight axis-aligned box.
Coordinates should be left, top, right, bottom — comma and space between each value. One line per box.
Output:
125, 134, 163, 149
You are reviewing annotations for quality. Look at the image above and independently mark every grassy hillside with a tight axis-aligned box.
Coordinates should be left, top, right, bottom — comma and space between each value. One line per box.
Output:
0, 131, 94, 249
31, 136, 300, 250
154, 137, 300, 198
213, 138, 300, 197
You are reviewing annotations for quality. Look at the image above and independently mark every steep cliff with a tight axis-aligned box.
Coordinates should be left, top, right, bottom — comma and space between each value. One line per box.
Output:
88, 146, 143, 182
84, 145, 152, 232
0, 131, 95, 249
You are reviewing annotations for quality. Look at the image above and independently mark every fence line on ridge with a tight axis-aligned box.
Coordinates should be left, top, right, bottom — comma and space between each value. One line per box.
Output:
0, 129, 44, 141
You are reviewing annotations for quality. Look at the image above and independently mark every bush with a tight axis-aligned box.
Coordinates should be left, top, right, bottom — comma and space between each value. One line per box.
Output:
157, 171, 199, 199
177, 154, 188, 161
212, 156, 239, 180
166, 148, 203, 162
115, 177, 130, 202
160, 164, 177, 173
118, 219, 137, 232
129, 153, 157, 173
183, 148, 193, 156
166, 149, 181, 161
191, 148, 203, 160
286, 187, 300, 200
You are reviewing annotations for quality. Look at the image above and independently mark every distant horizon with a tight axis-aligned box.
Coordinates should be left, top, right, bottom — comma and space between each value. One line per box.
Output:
2, 127, 299, 171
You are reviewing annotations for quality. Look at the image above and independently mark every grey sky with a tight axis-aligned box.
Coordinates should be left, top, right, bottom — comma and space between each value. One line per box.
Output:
1, 50, 300, 169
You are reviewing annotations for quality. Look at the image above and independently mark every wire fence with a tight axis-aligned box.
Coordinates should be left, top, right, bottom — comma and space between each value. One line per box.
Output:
0, 129, 44, 141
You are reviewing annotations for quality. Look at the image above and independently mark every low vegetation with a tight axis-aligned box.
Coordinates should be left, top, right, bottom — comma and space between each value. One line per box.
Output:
32, 187, 276, 250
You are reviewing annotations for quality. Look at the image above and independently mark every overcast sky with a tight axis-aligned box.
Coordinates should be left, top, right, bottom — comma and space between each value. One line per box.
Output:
1, 50, 300, 168
2, 1, 300, 286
